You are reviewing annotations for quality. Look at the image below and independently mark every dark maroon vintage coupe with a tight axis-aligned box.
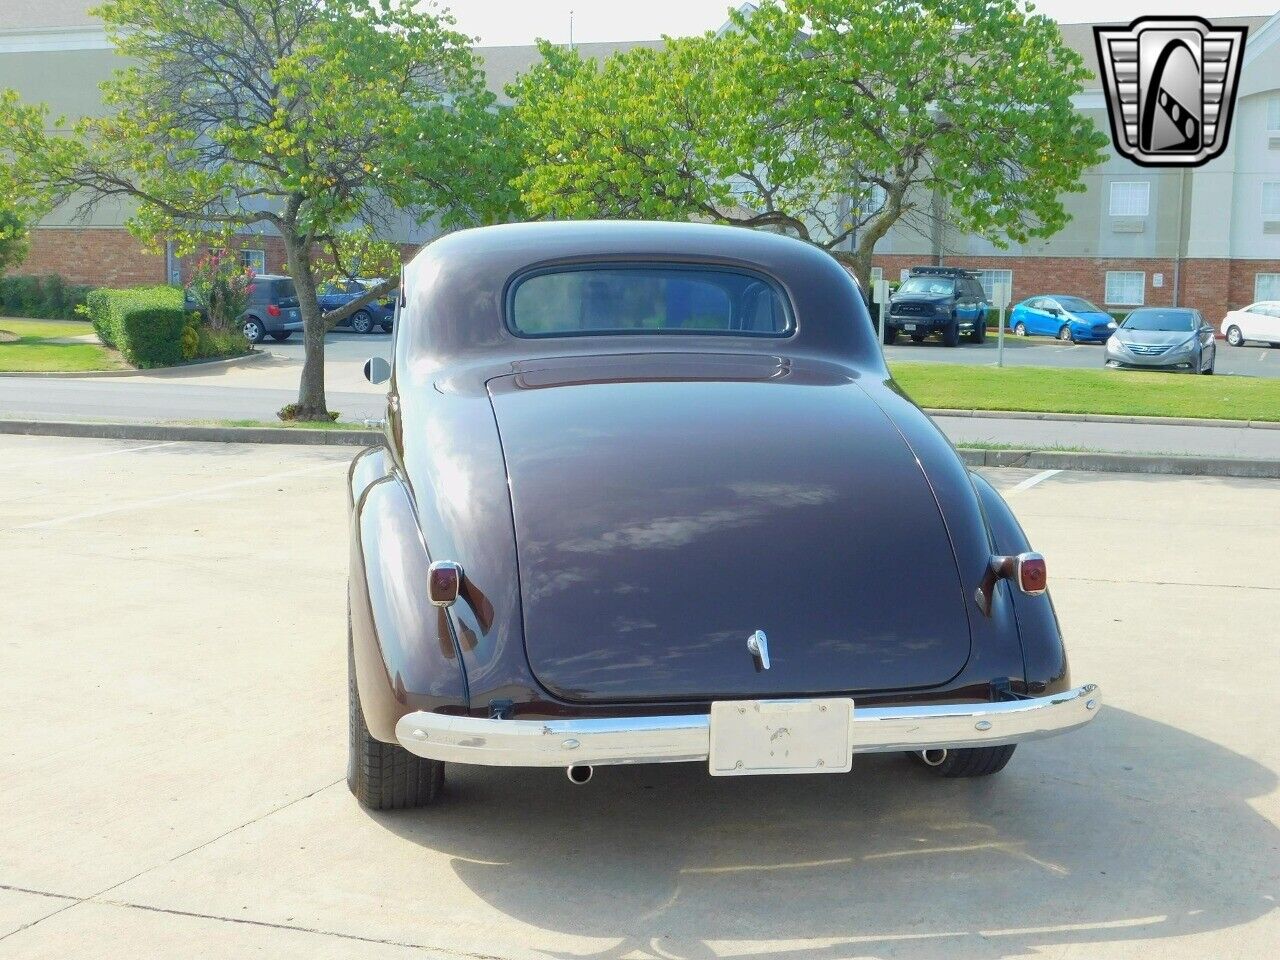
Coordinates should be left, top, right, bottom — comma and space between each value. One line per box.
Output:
346, 221, 1099, 810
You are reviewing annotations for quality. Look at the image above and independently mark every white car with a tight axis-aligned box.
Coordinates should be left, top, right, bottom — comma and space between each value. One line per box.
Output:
1220, 301, 1280, 346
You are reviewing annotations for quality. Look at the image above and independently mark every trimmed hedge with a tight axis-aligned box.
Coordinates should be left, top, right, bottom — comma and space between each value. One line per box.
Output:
0, 274, 92, 320
84, 286, 188, 368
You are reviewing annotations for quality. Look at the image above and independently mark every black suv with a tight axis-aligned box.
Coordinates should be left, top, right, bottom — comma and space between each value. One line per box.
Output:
183, 275, 302, 343
885, 266, 989, 347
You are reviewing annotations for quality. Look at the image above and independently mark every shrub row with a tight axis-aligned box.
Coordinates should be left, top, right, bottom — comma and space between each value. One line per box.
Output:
0, 274, 92, 320
83, 286, 188, 368
84, 285, 250, 368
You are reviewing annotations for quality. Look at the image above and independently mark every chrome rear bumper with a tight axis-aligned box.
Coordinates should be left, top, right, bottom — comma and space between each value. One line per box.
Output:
395, 684, 1100, 768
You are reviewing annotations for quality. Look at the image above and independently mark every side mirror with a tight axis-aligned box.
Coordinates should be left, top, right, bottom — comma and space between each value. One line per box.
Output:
363, 356, 391, 385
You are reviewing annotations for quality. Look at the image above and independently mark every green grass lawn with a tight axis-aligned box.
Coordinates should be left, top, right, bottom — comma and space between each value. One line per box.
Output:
0, 317, 123, 372
890, 362, 1280, 422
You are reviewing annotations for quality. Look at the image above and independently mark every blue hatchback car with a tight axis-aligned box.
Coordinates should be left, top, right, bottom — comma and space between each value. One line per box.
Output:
1008, 295, 1117, 343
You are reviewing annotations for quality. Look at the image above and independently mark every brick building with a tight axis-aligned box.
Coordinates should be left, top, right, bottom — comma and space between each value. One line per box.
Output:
3, 1, 1280, 322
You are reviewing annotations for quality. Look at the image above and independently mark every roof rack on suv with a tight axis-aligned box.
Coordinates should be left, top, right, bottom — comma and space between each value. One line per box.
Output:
909, 266, 976, 278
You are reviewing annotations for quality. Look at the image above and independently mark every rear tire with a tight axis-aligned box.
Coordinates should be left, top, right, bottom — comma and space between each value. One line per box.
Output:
942, 320, 960, 348
967, 323, 986, 344
911, 744, 1017, 778
348, 620, 444, 810
270, 331, 292, 342
242, 317, 265, 344
1226, 325, 1244, 346
882, 325, 898, 345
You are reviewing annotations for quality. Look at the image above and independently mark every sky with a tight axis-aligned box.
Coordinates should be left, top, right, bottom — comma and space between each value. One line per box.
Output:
443, 0, 1280, 46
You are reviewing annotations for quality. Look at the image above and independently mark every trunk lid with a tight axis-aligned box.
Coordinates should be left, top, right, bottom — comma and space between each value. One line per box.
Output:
487, 353, 972, 703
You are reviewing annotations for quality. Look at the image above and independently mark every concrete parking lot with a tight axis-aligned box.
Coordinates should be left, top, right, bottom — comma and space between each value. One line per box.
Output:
1, 436, 1276, 959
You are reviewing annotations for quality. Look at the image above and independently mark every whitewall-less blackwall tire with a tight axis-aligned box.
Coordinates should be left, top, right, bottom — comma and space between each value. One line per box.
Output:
347, 619, 444, 810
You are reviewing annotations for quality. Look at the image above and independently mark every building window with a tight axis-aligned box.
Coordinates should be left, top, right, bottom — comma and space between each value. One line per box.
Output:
1109, 181, 1150, 217
972, 269, 1013, 303
1269, 97, 1280, 132
1255, 273, 1280, 301
1263, 183, 1280, 221
1105, 271, 1146, 305
240, 249, 266, 274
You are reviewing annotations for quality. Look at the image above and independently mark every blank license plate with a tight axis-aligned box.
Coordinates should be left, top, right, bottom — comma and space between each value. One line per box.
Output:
709, 699, 853, 776
902, 323, 916, 331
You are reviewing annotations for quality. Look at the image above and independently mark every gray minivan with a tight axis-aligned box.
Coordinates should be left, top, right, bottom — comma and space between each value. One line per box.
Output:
183, 274, 302, 343
239, 275, 302, 343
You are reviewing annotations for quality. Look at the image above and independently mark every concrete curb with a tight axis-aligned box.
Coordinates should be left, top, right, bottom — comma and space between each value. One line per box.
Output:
0, 350, 269, 379
0, 419, 379, 447
927, 407, 1280, 430
958, 447, 1280, 479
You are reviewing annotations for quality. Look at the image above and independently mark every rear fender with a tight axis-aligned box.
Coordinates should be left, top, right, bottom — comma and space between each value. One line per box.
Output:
348, 447, 469, 742
970, 471, 1071, 695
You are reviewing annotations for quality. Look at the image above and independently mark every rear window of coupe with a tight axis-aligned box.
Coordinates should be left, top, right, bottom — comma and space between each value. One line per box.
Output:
508, 265, 793, 337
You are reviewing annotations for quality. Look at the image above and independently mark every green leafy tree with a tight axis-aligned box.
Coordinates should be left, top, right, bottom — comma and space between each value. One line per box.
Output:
0, 195, 31, 274
511, 0, 1108, 291
0, 0, 516, 419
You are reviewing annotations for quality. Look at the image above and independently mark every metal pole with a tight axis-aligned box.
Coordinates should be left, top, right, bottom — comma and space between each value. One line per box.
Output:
878, 293, 887, 347
997, 303, 1005, 367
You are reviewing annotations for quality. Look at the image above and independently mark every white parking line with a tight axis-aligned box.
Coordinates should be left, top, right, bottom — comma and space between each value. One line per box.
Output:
1008, 469, 1062, 494
16, 459, 347, 529
0, 440, 177, 473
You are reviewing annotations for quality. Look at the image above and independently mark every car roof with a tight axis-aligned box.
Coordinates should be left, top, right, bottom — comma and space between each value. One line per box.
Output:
400, 220, 885, 370
1126, 306, 1198, 316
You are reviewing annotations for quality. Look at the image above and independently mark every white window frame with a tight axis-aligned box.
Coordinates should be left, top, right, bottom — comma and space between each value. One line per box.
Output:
972, 269, 1013, 303
1109, 181, 1150, 217
239, 248, 267, 274
1262, 183, 1280, 221
1268, 97, 1280, 133
1254, 273, 1280, 302
1105, 271, 1146, 306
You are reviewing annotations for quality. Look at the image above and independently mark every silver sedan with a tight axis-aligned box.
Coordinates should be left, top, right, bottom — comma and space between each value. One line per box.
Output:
1105, 308, 1216, 374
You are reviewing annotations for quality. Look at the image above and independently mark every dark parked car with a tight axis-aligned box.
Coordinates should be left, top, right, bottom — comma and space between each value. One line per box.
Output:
1105, 307, 1216, 374
317, 278, 395, 334
346, 221, 1100, 810
885, 266, 989, 347
184, 275, 301, 343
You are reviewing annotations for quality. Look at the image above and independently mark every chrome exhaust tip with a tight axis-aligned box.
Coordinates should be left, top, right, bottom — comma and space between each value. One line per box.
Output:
919, 749, 948, 767
566, 764, 594, 785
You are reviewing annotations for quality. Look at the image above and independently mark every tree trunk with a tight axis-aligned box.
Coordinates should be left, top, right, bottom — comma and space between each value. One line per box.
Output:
283, 231, 331, 421
845, 248, 875, 296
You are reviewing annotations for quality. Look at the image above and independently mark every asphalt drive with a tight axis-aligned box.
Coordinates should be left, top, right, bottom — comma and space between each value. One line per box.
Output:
884, 333, 1280, 376
1, 435, 1276, 958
